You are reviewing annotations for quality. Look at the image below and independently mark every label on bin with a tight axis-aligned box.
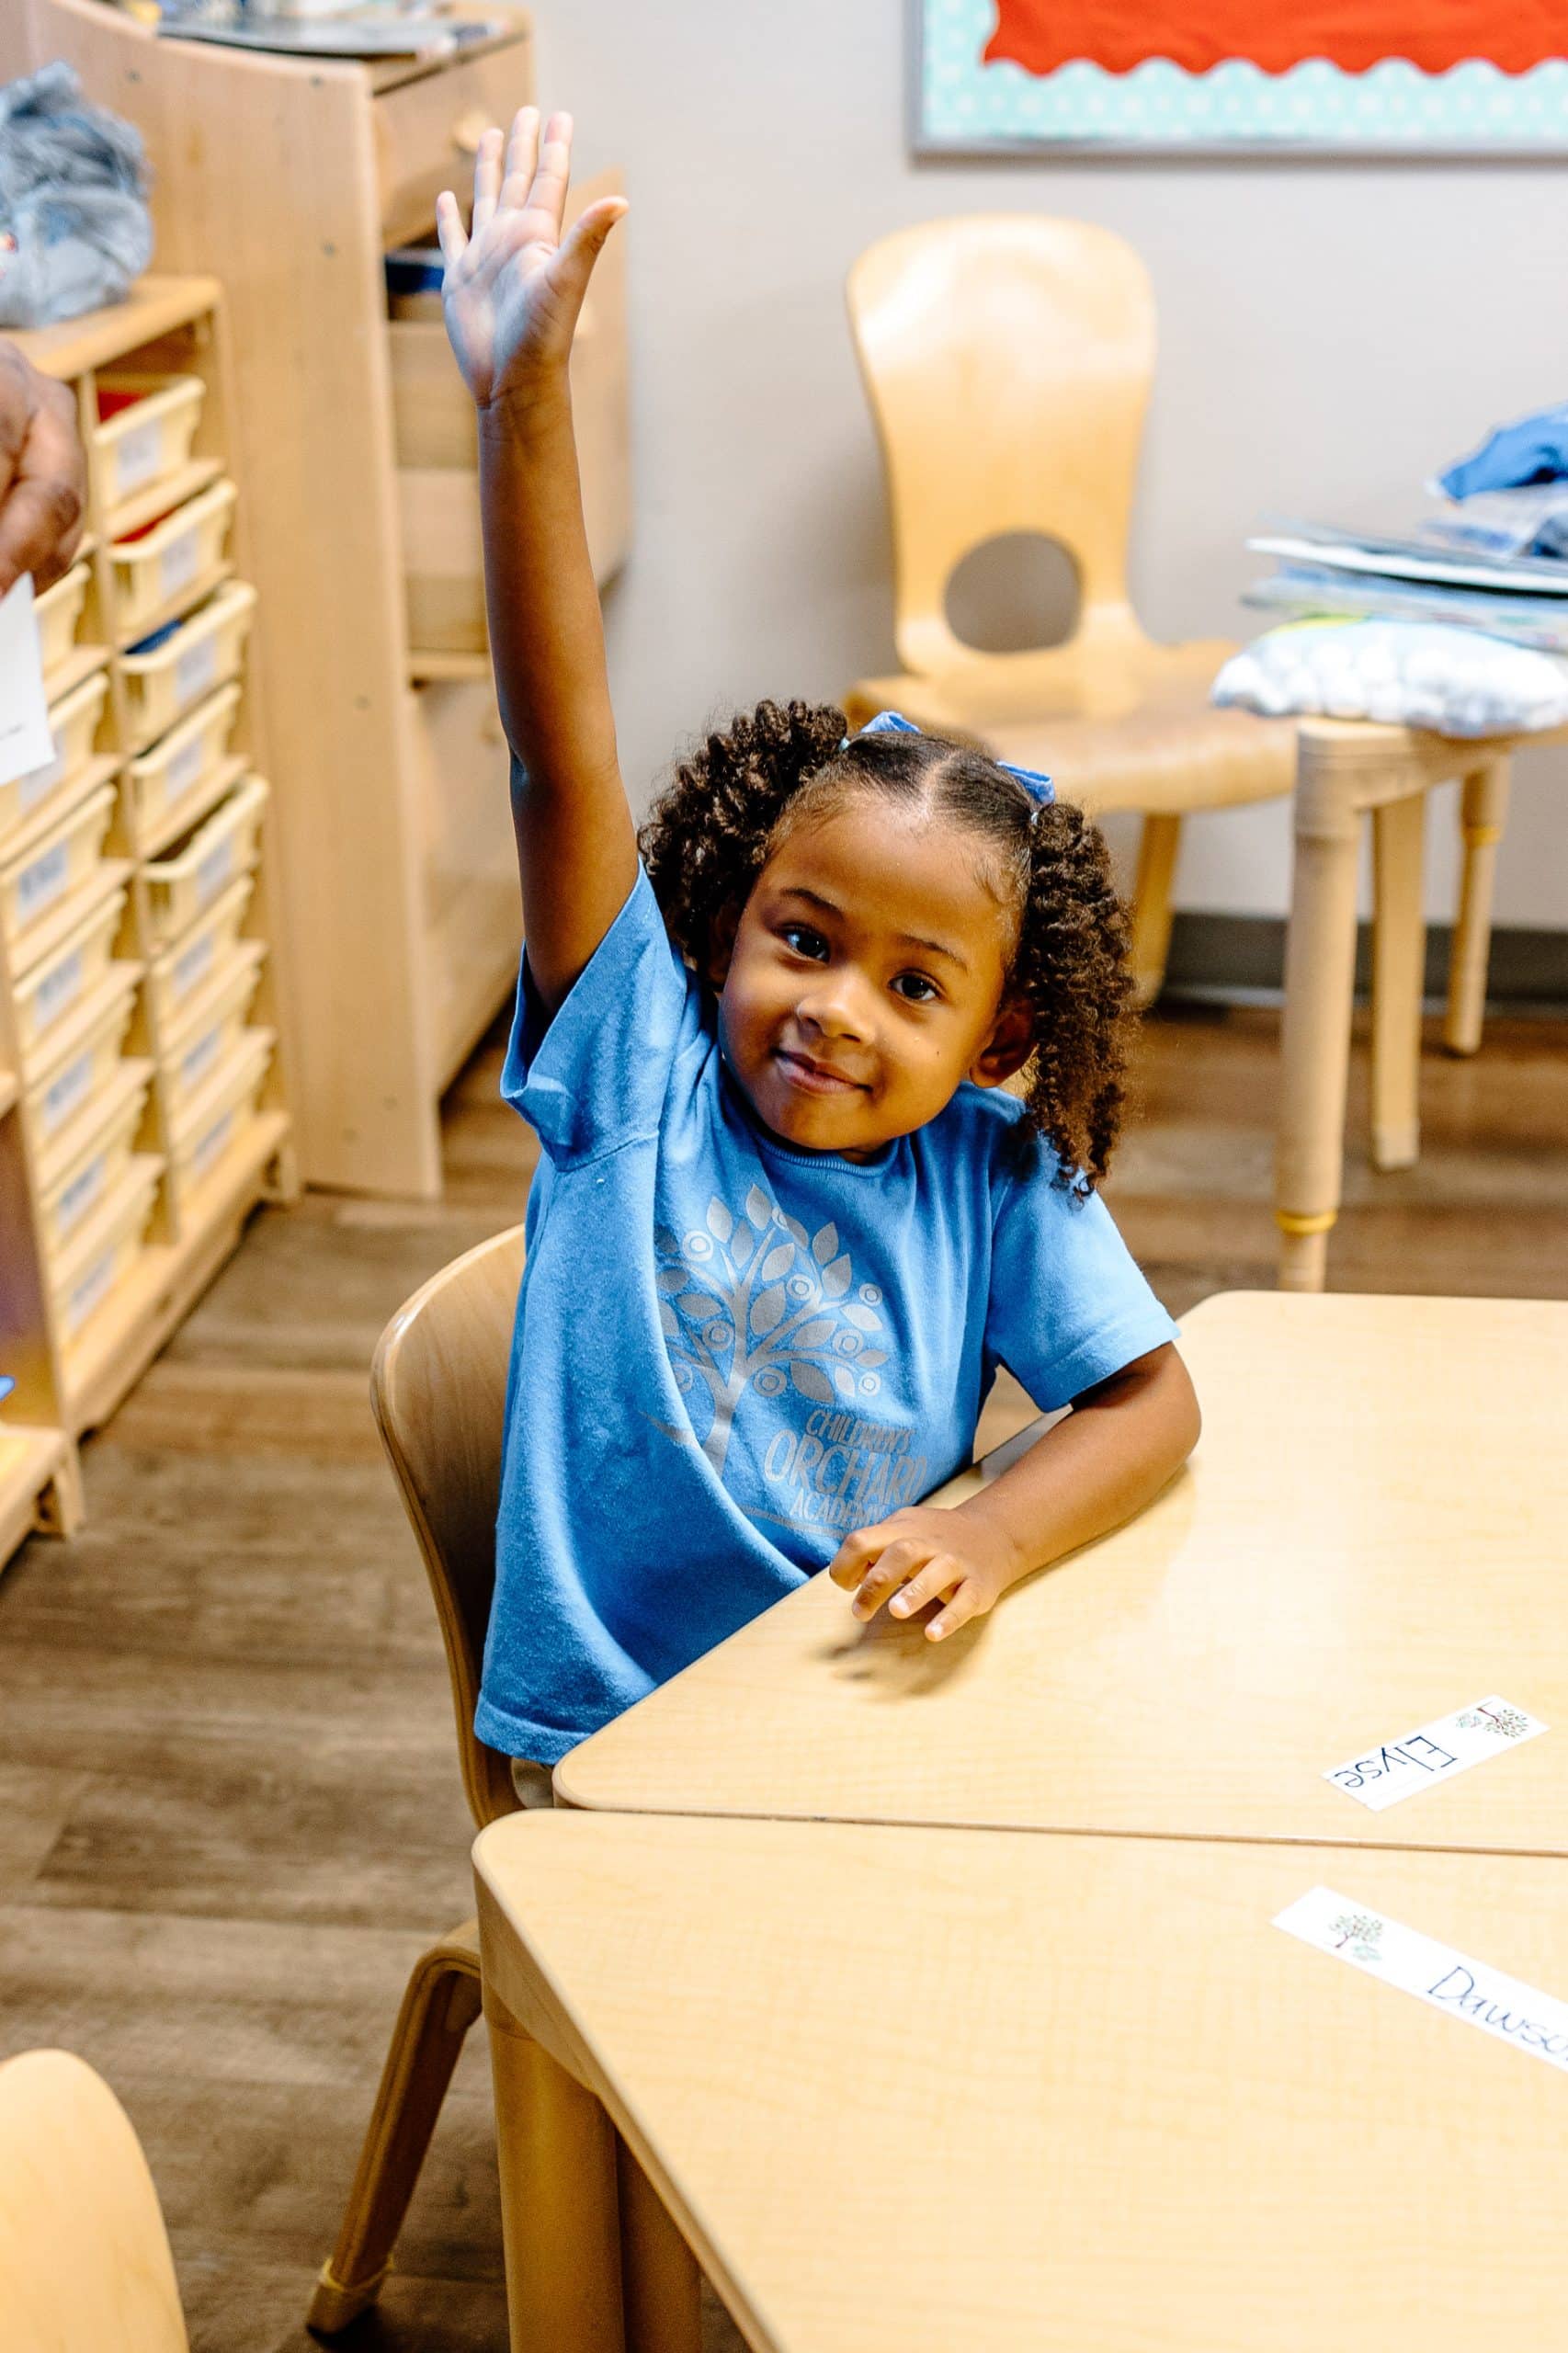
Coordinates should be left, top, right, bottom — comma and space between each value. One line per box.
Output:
197, 835, 233, 908
171, 931, 214, 1005
166, 734, 207, 806
176, 635, 219, 710
161, 528, 201, 600
41, 1049, 95, 1136
180, 1025, 222, 1094
115, 421, 163, 499
67, 1247, 115, 1335
35, 948, 85, 1028
17, 839, 70, 922
57, 1152, 107, 1239
192, 1107, 235, 1180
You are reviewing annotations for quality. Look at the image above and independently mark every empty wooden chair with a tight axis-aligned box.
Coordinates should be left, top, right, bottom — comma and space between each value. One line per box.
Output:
842, 213, 1298, 1006
0, 2048, 187, 2353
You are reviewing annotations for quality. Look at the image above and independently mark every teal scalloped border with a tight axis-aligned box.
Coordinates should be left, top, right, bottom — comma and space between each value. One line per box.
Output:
920, 0, 1568, 146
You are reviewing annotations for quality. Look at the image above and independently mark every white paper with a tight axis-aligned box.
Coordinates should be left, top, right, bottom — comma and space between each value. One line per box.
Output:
1324, 1696, 1547, 1812
0, 575, 57, 788
1276, 1885, 1568, 2074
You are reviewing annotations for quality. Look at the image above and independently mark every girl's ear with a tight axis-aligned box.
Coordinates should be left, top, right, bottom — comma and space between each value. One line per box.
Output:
968, 995, 1035, 1090
707, 900, 741, 989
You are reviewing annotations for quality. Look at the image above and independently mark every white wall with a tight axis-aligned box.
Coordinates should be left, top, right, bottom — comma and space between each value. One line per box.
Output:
547, 1, 1568, 929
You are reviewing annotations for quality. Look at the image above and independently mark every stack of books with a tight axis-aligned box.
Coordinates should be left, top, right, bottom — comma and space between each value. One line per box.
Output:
1244, 514, 1568, 655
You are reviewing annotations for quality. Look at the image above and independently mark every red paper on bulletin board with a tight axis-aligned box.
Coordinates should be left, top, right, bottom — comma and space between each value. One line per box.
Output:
915, 0, 1568, 150
986, 0, 1568, 77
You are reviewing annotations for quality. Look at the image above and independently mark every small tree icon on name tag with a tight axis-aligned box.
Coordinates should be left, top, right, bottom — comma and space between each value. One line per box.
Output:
1330, 1911, 1384, 1961
1457, 1705, 1530, 1740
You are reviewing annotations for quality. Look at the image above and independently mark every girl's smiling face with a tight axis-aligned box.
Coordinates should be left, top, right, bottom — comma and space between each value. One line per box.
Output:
714, 797, 1034, 1157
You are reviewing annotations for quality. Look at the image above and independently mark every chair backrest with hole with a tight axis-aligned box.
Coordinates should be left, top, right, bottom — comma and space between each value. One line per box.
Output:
0, 2049, 188, 2353
371, 1222, 527, 1829
846, 215, 1156, 678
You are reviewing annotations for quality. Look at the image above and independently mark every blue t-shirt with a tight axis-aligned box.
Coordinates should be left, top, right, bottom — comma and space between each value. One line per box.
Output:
477, 868, 1177, 1763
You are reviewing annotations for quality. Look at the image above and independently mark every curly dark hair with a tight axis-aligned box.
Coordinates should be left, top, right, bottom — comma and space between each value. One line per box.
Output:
639, 698, 1134, 1191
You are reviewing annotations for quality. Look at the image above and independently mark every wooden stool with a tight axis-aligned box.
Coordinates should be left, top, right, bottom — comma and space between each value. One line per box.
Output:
1275, 717, 1517, 1290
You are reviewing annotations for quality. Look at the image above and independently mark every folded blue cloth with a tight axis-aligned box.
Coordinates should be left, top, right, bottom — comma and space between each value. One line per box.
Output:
1440, 403, 1568, 501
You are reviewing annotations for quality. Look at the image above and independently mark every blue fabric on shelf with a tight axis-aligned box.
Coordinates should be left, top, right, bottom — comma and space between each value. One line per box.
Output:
1439, 403, 1568, 502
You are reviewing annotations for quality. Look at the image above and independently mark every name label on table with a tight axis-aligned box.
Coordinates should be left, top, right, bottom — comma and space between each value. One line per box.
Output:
1324, 1696, 1547, 1812
1276, 1885, 1568, 2075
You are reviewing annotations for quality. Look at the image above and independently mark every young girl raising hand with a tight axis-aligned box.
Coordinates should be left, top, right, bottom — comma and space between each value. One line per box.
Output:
437, 110, 1200, 1772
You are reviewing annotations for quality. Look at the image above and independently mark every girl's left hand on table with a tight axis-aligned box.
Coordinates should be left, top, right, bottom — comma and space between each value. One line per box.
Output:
828, 1506, 1018, 1643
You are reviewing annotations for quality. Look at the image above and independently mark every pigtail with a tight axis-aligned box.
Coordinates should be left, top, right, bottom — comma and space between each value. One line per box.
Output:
641, 699, 847, 969
1011, 802, 1134, 1195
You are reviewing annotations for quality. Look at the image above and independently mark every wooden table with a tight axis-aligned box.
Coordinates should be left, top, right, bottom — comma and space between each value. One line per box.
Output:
559, 1291, 1568, 1855
475, 1808, 1568, 2353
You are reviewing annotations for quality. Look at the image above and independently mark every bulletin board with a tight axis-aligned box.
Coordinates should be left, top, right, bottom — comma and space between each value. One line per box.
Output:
914, 0, 1568, 153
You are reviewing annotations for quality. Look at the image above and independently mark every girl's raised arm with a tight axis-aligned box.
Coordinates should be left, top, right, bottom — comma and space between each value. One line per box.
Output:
437, 108, 636, 1012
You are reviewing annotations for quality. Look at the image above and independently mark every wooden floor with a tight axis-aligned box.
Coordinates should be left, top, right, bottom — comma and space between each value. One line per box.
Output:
1, 996, 1565, 2352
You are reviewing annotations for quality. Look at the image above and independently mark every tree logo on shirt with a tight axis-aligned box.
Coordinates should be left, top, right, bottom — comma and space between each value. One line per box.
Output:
654, 1186, 889, 1477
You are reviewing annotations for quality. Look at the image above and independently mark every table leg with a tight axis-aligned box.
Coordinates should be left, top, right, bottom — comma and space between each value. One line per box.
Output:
1128, 813, 1182, 1011
485, 1992, 627, 2353
618, 2133, 703, 2353
1444, 757, 1511, 1057
1369, 790, 1426, 1171
1275, 735, 1364, 1292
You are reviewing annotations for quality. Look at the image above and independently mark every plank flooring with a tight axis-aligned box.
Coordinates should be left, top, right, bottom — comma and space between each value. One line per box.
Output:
2, 996, 1565, 2351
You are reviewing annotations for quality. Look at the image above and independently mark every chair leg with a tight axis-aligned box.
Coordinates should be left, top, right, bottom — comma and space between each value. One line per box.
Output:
1444, 757, 1511, 1057
308, 1921, 483, 2336
619, 2132, 703, 2353
1128, 813, 1182, 1011
1369, 792, 1427, 1172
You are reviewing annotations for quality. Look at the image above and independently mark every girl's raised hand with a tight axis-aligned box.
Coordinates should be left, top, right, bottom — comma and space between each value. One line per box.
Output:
436, 107, 626, 414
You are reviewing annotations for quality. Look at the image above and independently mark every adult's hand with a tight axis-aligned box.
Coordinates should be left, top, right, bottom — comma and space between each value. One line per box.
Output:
0, 341, 86, 597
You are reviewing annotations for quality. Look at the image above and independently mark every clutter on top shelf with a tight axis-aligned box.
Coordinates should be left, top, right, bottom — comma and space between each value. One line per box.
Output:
0, 65, 152, 329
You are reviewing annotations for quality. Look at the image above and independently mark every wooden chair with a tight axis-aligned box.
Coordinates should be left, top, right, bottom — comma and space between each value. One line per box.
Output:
0, 2048, 187, 2353
841, 213, 1299, 1007
311, 1222, 702, 2347
308, 1223, 524, 2334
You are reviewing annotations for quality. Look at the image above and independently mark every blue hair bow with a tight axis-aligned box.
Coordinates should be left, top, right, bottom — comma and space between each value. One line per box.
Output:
848, 708, 1053, 807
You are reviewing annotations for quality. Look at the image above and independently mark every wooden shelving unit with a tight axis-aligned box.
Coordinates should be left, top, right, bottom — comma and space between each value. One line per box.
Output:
0, 277, 295, 1574
17, 0, 631, 1198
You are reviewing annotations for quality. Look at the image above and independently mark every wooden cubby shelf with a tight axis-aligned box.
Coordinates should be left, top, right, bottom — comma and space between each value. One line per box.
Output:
0, 275, 297, 1575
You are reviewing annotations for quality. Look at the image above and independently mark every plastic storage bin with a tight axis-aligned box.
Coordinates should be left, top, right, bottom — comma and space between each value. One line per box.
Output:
26, 967, 141, 1148
161, 939, 266, 1114
121, 583, 256, 749
36, 563, 92, 682
169, 1026, 275, 1195
39, 1063, 153, 1259
0, 784, 117, 954
0, 668, 109, 849
109, 478, 237, 637
50, 1155, 163, 1345
145, 873, 256, 1029
142, 776, 268, 949
94, 375, 205, 511
12, 886, 130, 1058
129, 681, 243, 845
